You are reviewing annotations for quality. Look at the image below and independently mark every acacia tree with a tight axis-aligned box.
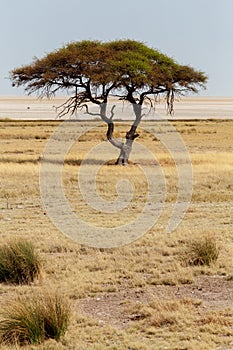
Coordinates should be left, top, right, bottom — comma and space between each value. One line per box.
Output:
11, 40, 207, 164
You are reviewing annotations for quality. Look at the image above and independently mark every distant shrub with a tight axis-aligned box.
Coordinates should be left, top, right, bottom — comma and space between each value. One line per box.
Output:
0, 291, 70, 345
0, 239, 41, 284
184, 236, 219, 266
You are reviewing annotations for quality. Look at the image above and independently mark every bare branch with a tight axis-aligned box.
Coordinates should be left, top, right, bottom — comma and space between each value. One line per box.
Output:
82, 104, 101, 118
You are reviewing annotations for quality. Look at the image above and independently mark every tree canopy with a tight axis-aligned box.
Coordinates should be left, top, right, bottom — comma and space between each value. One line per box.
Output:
11, 39, 207, 113
11, 39, 207, 164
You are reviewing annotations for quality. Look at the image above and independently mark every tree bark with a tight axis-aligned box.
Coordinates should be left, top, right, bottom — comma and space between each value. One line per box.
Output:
115, 138, 134, 165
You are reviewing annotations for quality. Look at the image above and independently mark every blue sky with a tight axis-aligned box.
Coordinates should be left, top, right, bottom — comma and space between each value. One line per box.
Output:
1, 0, 233, 96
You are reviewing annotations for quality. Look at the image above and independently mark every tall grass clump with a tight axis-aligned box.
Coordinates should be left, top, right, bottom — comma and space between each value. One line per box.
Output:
0, 239, 41, 284
184, 235, 219, 266
0, 291, 70, 345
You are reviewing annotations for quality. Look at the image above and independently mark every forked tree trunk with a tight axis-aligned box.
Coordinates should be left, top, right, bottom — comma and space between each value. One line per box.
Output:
100, 103, 141, 165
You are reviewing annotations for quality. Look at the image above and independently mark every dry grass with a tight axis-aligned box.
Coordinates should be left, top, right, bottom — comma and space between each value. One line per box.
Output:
0, 120, 233, 349
0, 290, 70, 345
125, 298, 233, 349
182, 235, 220, 267
0, 239, 42, 284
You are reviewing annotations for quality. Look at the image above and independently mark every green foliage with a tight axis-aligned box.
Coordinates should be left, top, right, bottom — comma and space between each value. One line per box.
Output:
0, 291, 70, 345
0, 239, 41, 284
184, 236, 219, 266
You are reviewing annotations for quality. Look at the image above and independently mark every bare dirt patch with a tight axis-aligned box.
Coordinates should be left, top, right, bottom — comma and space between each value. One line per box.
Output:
78, 275, 233, 328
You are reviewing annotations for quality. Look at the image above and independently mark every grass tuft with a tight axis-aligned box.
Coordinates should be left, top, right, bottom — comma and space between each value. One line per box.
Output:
183, 236, 219, 266
42, 291, 71, 341
0, 291, 70, 345
0, 239, 42, 284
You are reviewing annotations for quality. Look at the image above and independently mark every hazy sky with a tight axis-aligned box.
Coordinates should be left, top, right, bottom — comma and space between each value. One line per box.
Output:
1, 0, 233, 96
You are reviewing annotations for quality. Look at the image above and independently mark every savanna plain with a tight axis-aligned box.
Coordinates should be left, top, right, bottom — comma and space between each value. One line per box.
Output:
0, 118, 233, 350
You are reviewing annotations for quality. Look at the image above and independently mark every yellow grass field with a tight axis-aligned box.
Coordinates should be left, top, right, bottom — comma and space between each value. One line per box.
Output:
0, 119, 233, 349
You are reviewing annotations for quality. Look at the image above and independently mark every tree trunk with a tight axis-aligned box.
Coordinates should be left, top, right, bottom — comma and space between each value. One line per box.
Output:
115, 139, 133, 165
107, 121, 139, 165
